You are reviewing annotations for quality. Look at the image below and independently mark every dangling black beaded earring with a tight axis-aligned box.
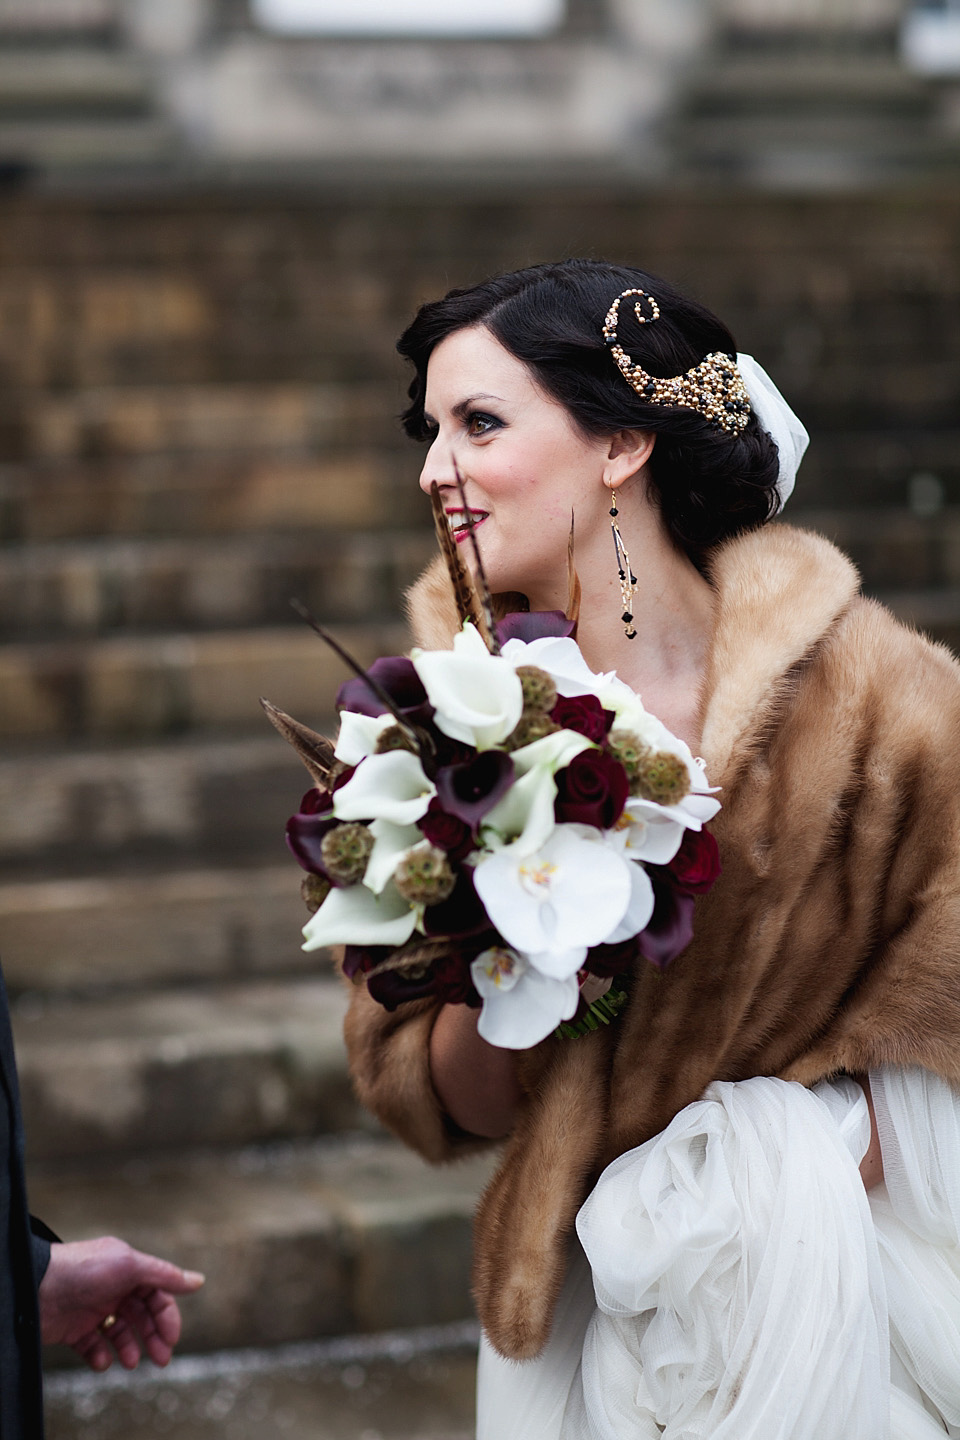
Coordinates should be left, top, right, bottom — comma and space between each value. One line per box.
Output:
609, 496, 637, 640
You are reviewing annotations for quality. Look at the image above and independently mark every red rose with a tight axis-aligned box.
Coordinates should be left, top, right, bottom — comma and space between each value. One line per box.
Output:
667, 828, 721, 894
554, 749, 629, 830
551, 693, 615, 743
419, 798, 475, 864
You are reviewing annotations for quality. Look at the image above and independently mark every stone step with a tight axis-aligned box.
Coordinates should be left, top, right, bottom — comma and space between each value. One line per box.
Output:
0, 529, 434, 639
787, 507, 960, 592
789, 432, 960, 510
0, 619, 408, 740
12, 977, 363, 1159
0, 0, 118, 35
0, 447, 422, 544
0, 733, 320, 870
687, 52, 933, 113
0, 48, 153, 116
0, 381, 393, 464
29, 1134, 492, 1353
44, 1324, 478, 1440
874, 588, 960, 653
0, 115, 175, 170
0, 862, 321, 996
675, 112, 950, 167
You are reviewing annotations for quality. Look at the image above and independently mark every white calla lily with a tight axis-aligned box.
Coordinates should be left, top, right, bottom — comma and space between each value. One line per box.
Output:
334, 710, 395, 766
302, 880, 418, 950
501, 635, 617, 698
474, 824, 632, 955
363, 818, 424, 894
413, 623, 523, 749
333, 750, 435, 825
471, 946, 580, 1049
480, 729, 593, 856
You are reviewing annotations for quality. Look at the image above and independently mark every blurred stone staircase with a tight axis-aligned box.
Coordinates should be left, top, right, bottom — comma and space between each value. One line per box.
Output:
0, 182, 957, 1436
0, 0, 177, 177
668, 16, 960, 187
0, 187, 489, 1439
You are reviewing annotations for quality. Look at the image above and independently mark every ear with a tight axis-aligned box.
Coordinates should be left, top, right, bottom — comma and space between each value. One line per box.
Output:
604, 430, 656, 490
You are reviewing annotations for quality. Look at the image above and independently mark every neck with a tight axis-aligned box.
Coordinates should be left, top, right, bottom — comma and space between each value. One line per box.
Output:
525, 491, 716, 748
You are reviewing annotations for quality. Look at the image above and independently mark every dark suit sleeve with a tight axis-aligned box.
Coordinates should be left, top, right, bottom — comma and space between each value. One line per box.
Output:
29, 1218, 58, 1289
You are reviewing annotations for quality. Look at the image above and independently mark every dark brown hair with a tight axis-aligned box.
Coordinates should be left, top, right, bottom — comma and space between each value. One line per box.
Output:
397, 259, 780, 561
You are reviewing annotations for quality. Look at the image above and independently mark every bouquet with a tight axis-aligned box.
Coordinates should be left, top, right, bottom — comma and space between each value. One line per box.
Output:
269, 485, 721, 1051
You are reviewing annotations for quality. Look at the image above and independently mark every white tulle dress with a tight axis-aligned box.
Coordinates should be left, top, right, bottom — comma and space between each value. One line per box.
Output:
477, 1069, 960, 1440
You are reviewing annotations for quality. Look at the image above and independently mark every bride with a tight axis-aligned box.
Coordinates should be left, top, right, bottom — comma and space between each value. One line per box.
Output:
340, 259, 960, 1437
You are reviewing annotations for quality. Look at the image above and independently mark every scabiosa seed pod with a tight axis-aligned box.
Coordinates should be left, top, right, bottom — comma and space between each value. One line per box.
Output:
375, 724, 419, 755
301, 873, 332, 913
635, 751, 691, 806
515, 665, 558, 715
606, 730, 650, 793
320, 822, 374, 884
502, 712, 561, 752
392, 844, 456, 906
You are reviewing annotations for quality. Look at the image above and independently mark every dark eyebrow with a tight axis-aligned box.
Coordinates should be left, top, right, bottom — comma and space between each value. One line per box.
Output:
423, 392, 505, 429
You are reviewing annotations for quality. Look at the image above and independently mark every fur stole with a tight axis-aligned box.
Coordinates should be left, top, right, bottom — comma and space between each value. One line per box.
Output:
347, 523, 960, 1360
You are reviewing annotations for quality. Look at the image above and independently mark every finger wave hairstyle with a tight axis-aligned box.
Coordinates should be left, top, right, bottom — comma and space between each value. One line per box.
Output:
396, 259, 781, 564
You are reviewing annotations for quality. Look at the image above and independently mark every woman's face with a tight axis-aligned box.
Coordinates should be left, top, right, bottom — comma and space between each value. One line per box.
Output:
419, 325, 624, 607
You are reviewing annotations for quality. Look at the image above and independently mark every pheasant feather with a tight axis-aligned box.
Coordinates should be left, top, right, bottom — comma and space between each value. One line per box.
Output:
566, 512, 582, 629
260, 699, 337, 789
429, 481, 485, 638
452, 461, 499, 654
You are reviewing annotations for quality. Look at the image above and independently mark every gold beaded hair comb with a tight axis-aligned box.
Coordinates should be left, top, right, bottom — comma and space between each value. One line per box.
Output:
602, 288, 751, 435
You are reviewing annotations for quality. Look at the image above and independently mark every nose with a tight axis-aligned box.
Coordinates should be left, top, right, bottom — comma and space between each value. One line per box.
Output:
418, 438, 456, 496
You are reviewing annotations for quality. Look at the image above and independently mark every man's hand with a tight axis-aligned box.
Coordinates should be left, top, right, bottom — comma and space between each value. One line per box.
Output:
38, 1236, 204, 1371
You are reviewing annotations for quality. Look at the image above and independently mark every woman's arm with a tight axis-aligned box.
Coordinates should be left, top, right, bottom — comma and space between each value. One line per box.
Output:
858, 1075, 884, 1190
429, 1003, 522, 1139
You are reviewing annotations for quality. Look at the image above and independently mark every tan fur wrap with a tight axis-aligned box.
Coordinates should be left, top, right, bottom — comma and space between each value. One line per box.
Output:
343, 523, 960, 1359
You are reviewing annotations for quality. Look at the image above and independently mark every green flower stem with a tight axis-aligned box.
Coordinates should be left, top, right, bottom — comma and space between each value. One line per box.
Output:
555, 980, 629, 1040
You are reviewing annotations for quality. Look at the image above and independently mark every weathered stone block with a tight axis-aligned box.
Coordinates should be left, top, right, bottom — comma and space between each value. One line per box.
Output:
0, 864, 318, 993
13, 978, 360, 1157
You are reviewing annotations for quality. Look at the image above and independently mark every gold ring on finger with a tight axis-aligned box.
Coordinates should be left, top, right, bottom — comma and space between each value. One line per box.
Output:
100, 1314, 118, 1331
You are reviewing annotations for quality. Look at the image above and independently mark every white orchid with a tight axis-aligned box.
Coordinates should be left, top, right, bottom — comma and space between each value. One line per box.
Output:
302, 880, 418, 950
481, 729, 593, 856
332, 750, 435, 826
608, 799, 687, 866
471, 946, 581, 1049
601, 858, 656, 945
334, 710, 395, 766
474, 824, 632, 956
658, 787, 722, 831
413, 623, 523, 749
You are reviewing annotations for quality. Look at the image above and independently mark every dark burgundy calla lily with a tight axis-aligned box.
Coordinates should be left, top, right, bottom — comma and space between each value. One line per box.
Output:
636, 885, 696, 969
337, 656, 430, 721
496, 611, 576, 644
341, 944, 390, 981
285, 789, 337, 875
434, 751, 514, 827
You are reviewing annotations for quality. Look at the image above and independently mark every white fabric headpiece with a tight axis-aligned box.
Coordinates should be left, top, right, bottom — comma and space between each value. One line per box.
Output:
736, 353, 809, 511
